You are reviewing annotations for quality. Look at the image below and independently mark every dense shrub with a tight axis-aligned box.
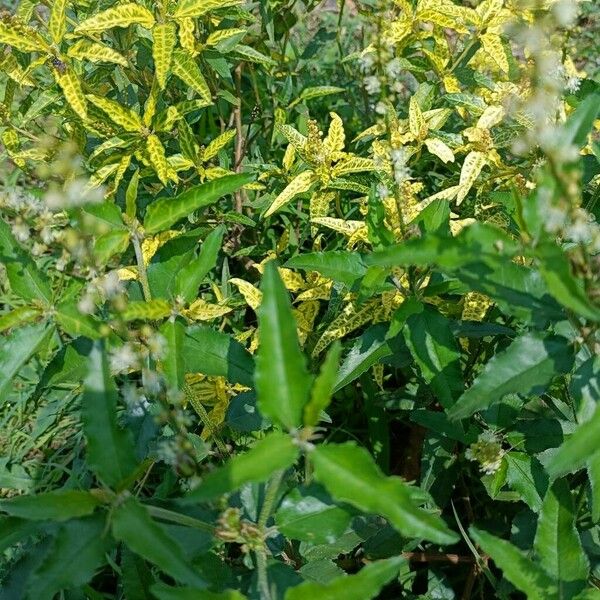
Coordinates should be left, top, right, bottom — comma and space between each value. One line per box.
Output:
0, 0, 599, 598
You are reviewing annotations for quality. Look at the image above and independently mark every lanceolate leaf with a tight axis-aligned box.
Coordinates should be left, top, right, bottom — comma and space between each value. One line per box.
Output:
255, 261, 312, 430
144, 174, 253, 234
285, 557, 403, 600
81, 343, 138, 488
183, 432, 298, 502
310, 443, 458, 544
172, 225, 226, 303
173, 0, 242, 19
470, 527, 557, 600
160, 318, 186, 390
534, 480, 588, 593
285, 252, 367, 287
172, 50, 212, 102
74, 3, 155, 34
111, 497, 205, 587
153, 22, 177, 89
304, 342, 342, 427
28, 515, 111, 600
448, 333, 574, 420
0, 323, 53, 399
0, 490, 100, 521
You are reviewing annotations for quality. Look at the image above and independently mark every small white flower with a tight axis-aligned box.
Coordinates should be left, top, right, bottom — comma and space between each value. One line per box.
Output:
12, 222, 30, 243
385, 58, 403, 79
552, 0, 578, 27
109, 343, 139, 374
364, 76, 381, 96
77, 294, 96, 315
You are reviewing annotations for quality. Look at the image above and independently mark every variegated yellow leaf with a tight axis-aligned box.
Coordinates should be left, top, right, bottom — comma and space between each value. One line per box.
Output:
324, 112, 345, 154
476, 105, 505, 129
424, 138, 454, 163
55, 68, 87, 119
409, 96, 427, 140
456, 151, 487, 204
173, 0, 242, 19
277, 124, 307, 152
480, 32, 509, 72
293, 300, 319, 345
264, 170, 316, 217
0, 54, 34, 86
86, 162, 121, 190
146, 134, 170, 185
152, 22, 177, 89
461, 291, 493, 322
203, 129, 236, 161
312, 299, 379, 356
229, 278, 262, 311
311, 217, 366, 237
183, 298, 232, 321
86, 95, 143, 132
172, 50, 211, 102
74, 3, 155, 34
106, 154, 132, 197
49, 0, 68, 44
206, 28, 246, 46
118, 266, 138, 281
67, 39, 128, 66
177, 17, 196, 55
443, 75, 461, 94
331, 157, 375, 177
449, 217, 476, 236
142, 231, 180, 265
122, 299, 172, 321
309, 191, 335, 223
0, 20, 50, 53
282, 144, 296, 172
167, 153, 195, 171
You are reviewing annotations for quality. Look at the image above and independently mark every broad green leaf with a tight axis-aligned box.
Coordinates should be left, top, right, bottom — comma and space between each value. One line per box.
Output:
121, 548, 154, 600
275, 484, 352, 544
285, 252, 367, 287
470, 527, 557, 600
402, 303, 462, 409
0, 490, 100, 521
111, 497, 204, 587
285, 556, 403, 600
144, 174, 253, 234
0, 305, 40, 333
448, 333, 573, 420
94, 229, 131, 264
183, 432, 298, 502
160, 318, 186, 390
534, 480, 588, 594
0, 323, 53, 399
183, 326, 254, 386
0, 517, 39, 554
172, 225, 226, 303
304, 342, 342, 427
310, 443, 458, 544
256, 261, 312, 430
152, 584, 246, 599
505, 452, 548, 511
81, 343, 138, 488
55, 301, 103, 339
547, 404, 600, 479
563, 90, 600, 147
28, 515, 111, 600
0, 219, 52, 304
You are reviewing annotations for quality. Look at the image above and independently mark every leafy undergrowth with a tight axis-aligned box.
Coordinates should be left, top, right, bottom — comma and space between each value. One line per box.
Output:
0, 0, 600, 598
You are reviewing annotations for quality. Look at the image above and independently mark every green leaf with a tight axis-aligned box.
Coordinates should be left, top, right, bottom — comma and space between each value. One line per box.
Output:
183, 326, 254, 387
310, 443, 458, 544
152, 584, 246, 599
285, 252, 366, 287
505, 452, 548, 511
469, 527, 557, 600
55, 301, 103, 339
160, 318, 186, 390
172, 225, 226, 303
547, 404, 600, 479
534, 480, 588, 594
94, 229, 131, 264
0, 490, 100, 521
402, 303, 462, 408
563, 90, 600, 147
333, 325, 392, 392
285, 556, 402, 600
0, 219, 52, 304
448, 333, 573, 420
304, 342, 342, 427
111, 497, 205, 587
28, 515, 111, 600
536, 243, 600, 321
275, 484, 352, 544
255, 261, 312, 430
144, 174, 253, 234
183, 432, 298, 502
0, 323, 53, 399
81, 342, 138, 488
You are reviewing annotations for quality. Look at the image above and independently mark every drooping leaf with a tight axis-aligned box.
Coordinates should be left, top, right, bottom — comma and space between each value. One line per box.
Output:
81, 343, 138, 488
111, 497, 205, 587
255, 261, 312, 430
0, 490, 100, 521
469, 527, 557, 600
310, 443, 458, 544
184, 432, 298, 502
285, 556, 403, 600
448, 333, 573, 420
144, 174, 253, 234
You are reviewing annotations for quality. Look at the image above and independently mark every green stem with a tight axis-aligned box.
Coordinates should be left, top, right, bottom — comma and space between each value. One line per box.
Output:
132, 232, 152, 302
